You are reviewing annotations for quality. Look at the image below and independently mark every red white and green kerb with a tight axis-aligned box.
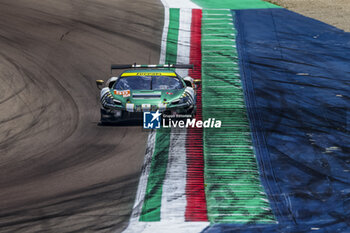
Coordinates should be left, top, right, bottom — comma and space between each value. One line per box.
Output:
123, 2, 276, 233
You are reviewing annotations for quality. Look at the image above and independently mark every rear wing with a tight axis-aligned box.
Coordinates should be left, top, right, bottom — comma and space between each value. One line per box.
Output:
110, 64, 193, 73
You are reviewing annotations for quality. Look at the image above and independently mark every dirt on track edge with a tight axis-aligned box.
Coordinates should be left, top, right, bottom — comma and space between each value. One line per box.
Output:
265, 0, 350, 32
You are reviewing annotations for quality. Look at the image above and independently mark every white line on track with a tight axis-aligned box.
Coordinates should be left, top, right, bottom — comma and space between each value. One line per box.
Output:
133, 131, 157, 217
122, 131, 157, 233
159, 8, 169, 64
176, 9, 192, 77
161, 128, 187, 221
160, 9, 192, 221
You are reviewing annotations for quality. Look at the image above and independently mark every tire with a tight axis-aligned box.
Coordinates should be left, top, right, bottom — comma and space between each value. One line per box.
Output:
187, 105, 196, 118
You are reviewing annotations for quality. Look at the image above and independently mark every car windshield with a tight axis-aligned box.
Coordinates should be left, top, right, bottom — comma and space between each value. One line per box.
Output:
114, 76, 183, 90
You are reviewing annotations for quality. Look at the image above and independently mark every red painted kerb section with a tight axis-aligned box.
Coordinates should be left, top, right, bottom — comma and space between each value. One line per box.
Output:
185, 9, 208, 222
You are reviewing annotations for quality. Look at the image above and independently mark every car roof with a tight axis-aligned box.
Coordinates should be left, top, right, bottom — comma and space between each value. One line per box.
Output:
120, 69, 177, 77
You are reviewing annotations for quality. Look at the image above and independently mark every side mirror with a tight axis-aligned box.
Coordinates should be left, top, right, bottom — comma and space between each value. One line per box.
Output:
193, 79, 201, 85
96, 80, 104, 90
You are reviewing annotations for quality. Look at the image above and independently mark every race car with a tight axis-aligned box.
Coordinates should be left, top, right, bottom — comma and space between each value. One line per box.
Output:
96, 64, 200, 123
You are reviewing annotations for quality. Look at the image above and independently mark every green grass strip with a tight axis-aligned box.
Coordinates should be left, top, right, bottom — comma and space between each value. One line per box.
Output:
139, 8, 179, 221
201, 9, 275, 224
192, 0, 280, 9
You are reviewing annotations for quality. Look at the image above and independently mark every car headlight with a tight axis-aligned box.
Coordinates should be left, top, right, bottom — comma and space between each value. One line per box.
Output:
105, 96, 114, 104
171, 95, 190, 105
113, 99, 122, 105
102, 92, 122, 108
179, 96, 190, 104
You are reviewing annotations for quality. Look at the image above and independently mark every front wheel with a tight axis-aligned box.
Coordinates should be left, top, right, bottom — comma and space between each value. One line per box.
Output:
187, 105, 196, 118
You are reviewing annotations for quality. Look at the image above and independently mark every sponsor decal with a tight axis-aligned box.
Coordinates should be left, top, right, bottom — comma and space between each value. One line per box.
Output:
137, 72, 162, 76
121, 72, 177, 77
143, 110, 162, 129
166, 92, 173, 95
114, 90, 130, 97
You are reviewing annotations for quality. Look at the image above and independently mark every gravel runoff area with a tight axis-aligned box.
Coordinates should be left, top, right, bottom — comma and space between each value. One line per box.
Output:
266, 0, 350, 31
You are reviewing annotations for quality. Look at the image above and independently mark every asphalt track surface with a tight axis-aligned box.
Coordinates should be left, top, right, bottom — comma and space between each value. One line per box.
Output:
0, 0, 163, 232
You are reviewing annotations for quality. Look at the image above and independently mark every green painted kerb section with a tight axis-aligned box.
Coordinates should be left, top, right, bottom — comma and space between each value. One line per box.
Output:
139, 128, 171, 221
192, 0, 280, 9
201, 9, 276, 223
139, 8, 179, 221
165, 8, 180, 64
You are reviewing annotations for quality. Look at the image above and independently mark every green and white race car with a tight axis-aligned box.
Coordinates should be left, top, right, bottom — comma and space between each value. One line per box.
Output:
96, 64, 200, 123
